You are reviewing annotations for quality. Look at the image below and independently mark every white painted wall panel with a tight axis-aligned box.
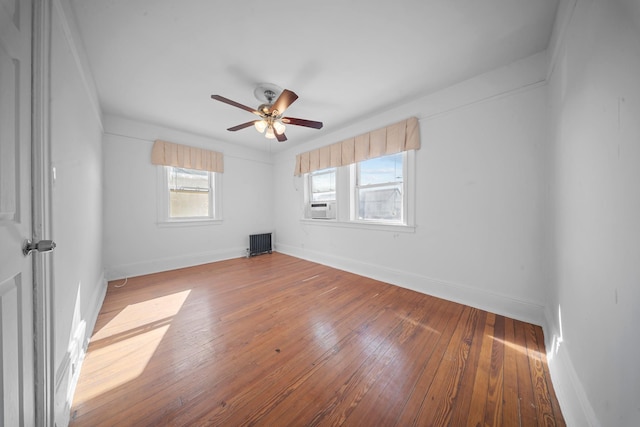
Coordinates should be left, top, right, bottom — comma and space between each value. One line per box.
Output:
273, 58, 551, 325
50, 2, 105, 424
547, 0, 640, 425
102, 118, 274, 279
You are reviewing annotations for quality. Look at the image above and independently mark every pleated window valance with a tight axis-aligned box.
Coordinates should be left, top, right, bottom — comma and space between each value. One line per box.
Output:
151, 140, 224, 173
294, 117, 420, 176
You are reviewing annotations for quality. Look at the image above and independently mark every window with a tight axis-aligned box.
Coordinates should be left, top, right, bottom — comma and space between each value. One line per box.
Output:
308, 168, 336, 202
296, 117, 418, 228
159, 166, 220, 222
353, 152, 406, 223
301, 151, 413, 227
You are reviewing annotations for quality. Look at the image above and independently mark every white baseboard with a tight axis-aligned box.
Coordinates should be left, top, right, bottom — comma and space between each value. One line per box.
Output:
55, 272, 107, 427
276, 243, 546, 327
105, 247, 246, 280
543, 307, 600, 427
84, 271, 107, 349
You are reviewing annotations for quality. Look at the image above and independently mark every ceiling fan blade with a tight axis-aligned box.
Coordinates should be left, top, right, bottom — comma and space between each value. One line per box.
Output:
275, 130, 287, 142
211, 95, 261, 116
281, 117, 324, 129
227, 121, 258, 131
270, 89, 298, 115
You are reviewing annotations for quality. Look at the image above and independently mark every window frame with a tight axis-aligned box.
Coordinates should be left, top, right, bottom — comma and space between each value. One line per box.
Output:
307, 167, 337, 203
157, 165, 222, 226
351, 152, 408, 225
301, 150, 415, 230
303, 167, 338, 220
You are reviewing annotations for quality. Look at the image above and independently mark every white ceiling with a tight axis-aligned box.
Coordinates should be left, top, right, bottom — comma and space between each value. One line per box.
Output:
69, 0, 559, 152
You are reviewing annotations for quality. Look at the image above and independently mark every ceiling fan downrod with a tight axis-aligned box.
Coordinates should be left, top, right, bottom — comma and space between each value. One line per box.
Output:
263, 89, 277, 105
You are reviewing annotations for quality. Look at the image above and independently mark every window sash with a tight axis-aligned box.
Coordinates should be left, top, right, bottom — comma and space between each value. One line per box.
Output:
356, 152, 404, 186
165, 166, 215, 220
309, 168, 336, 202
356, 185, 403, 222
353, 152, 407, 224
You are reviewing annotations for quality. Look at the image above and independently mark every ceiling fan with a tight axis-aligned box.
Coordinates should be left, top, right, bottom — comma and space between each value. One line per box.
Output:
211, 84, 323, 142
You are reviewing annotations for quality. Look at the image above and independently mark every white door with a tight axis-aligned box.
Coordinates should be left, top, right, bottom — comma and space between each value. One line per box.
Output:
0, 0, 35, 425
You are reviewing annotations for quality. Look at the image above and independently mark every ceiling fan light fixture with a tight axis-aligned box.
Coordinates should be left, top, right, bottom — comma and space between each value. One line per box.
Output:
273, 120, 286, 135
254, 119, 268, 133
265, 126, 276, 139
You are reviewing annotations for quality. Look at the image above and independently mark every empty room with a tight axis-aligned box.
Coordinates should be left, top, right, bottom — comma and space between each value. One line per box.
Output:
1, 0, 639, 426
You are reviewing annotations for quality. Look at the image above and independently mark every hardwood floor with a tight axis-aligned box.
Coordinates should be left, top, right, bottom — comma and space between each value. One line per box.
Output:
70, 253, 564, 426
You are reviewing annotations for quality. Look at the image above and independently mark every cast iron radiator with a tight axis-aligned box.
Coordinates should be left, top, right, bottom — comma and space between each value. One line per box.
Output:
249, 233, 272, 257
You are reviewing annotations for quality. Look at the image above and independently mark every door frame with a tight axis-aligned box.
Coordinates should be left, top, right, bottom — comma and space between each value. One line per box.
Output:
32, 0, 55, 425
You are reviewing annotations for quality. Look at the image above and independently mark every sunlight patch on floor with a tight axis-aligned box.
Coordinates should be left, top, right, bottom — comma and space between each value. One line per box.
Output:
73, 290, 191, 404
313, 320, 339, 351
395, 313, 442, 335
491, 336, 543, 359
92, 290, 191, 341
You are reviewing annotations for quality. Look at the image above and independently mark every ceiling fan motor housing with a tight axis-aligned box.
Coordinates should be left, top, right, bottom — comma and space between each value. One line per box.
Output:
258, 103, 273, 115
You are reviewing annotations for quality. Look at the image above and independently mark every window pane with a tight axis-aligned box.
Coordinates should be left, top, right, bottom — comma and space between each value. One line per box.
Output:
168, 167, 210, 218
170, 190, 209, 217
358, 153, 403, 186
311, 191, 336, 202
358, 184, 403, 221
310, 169, 336, 201
168, 167, 209, 191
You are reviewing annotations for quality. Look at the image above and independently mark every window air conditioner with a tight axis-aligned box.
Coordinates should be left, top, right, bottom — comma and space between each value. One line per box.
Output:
309, 201, 336, 219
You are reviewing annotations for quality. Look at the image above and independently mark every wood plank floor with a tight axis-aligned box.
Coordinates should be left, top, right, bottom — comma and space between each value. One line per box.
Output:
70, 253, 564, 426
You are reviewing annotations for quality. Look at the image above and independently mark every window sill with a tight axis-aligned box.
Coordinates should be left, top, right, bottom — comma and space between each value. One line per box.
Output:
300, 218, 415, 233
157, 218, 223, 228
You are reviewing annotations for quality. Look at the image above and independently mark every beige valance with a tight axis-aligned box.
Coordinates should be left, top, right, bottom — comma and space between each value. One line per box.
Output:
294, 117, 420, 176
151, 140, 224, 173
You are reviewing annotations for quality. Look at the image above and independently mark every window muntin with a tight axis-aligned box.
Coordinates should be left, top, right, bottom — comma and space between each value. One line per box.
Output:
167, 166, 213, 219
354, 153, 405, 223
309, 168, 336, 202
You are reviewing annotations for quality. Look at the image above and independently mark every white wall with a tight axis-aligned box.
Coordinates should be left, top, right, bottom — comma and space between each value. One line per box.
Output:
546, 0, 640, 425
273, 52, 552, 326
102, 116, 274, 279
50, 0, 105, 424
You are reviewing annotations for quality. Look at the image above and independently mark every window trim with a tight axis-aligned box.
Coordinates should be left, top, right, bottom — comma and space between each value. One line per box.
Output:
301, 150, 415, 229
351, 151, 408, 225
156, 166, 223, 225
300, 218, 416, 233
302, 167, 338, 220
307, 167, 337, 203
